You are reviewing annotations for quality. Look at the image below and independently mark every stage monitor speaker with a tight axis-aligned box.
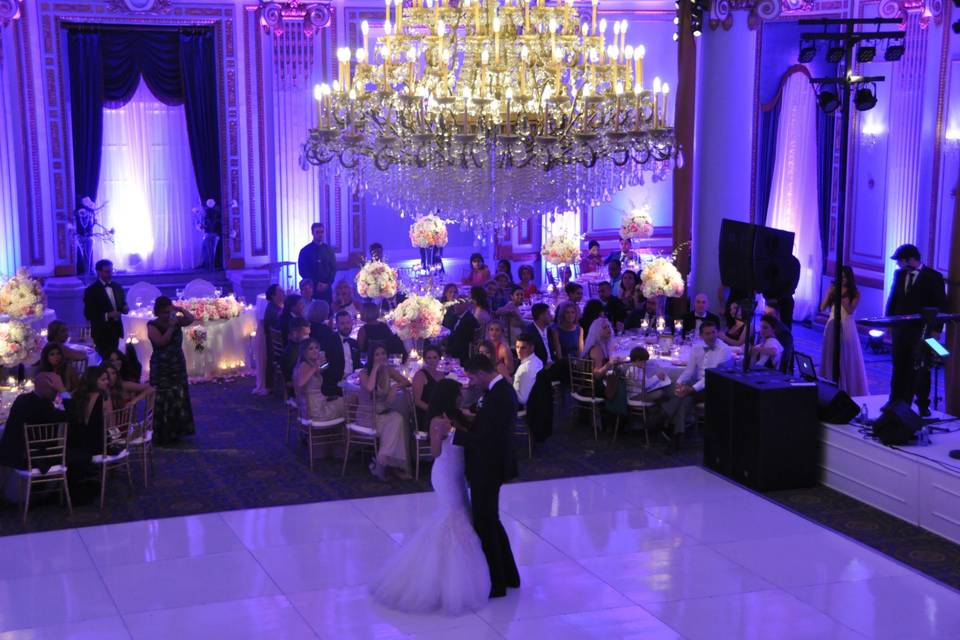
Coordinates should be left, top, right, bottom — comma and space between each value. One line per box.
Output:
873, 400, 922, 446
718, 219, 796, 295
815, 381, 860, 424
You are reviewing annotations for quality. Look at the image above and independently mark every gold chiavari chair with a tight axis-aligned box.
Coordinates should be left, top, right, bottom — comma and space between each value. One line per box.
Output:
94, 405, 135, 509
569, 356, 603, 441
268, 327, 285, 397
341, 393, 379, 476
514, 408, 533, 460
18, 421, 72, 523
623, 363, 658, 446
67, 325, 92, 345
127, 391, 156, 486
297, 398, 346, 473
410, 392, 433, 481
70, 358, 88, 379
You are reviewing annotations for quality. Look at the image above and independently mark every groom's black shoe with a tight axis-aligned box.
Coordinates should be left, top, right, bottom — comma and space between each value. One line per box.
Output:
489, 587, 507, 598
506, 579, 520, 589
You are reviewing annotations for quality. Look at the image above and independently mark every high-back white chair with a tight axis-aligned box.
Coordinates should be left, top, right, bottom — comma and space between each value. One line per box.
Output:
182, 278, 217, 299
127, 281, 163, 309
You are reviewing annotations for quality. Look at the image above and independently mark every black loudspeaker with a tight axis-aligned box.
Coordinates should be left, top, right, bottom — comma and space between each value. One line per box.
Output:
718, 219, 796, 295
873, 401, 922, 446
816, 381, 861, 424
704, 368, 819, 492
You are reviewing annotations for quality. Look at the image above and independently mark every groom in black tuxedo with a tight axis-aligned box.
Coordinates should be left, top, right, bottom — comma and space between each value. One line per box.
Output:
885, 244, 947, 416
82, 259, 129, 360
454, 355, 520, 598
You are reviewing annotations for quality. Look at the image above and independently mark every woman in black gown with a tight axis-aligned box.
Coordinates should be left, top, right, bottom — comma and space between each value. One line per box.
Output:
147, 296, 196, 445
411, 345, 443, 431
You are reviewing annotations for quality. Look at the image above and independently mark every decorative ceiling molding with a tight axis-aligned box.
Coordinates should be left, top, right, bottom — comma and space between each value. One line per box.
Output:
708, 0, 825, 30
105, 0, 174, 13
258, 1, 333, 38
0, 0, 22, 27
879, 0, 942, 27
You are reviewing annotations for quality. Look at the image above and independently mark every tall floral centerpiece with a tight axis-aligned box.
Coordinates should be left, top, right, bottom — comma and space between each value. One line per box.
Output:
640, 256, 685, 330
409, 214, 448, 272
542, 235, 581, 288
0, 321, 40, 369
388, 294, 445, 356
619, 206, 655, 241
356, 260, 398, 301
0, 269, 46, 320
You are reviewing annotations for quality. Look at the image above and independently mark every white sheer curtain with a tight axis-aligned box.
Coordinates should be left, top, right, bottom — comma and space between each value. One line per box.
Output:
95, 80, 201, 272
767, 73, 822, 322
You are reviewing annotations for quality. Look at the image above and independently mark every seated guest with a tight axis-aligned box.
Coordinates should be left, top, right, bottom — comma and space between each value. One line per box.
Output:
264, 284, 285, 337
440, 283, 459, 305
565, 282, 584, 307
46, 320, 88, 362
106, 349, 143, 384
283, 318, 312, 389
490, 273, 511, 310
332, 279, 363, 318
619, 270, 638, 309
486, 321, 516, 377
681, 293, 721, 337
0, 372, 69, 471
471, 286, 493, 325
624, 347, 670, 402
495, 285, 526, 337
477, 340, 510, 381
462, 253, 491, 286
580, 299, 604, 336
580, 240, 604, 274
495, 259, 513, 282
525, 303, 557, 367
299, 279, 315, 313
38, 343, 79, 393
369, 242, 384, 262
361, 344, 412, 480
513, 334, 543, 406
517, 265, 538, 299
605, 237, 633, 265
750, 314, 785, 370
553, 300, 584, 359
412, 345, 443, 430
607, 259, 624, 296
444, 299, 480, 363
625, 294, 666, 331
308, 299, 333, 346
718, 301, 747, 347
357, 302, 407, 361
662, 321, 732, 443
322, 311, 362, 397
70, 366, 115, 461
280, 294, 306, 346
597, 281, 627, 328
293, 339, 344, 423
104, 364, 151, 409
582, 317, 620, 397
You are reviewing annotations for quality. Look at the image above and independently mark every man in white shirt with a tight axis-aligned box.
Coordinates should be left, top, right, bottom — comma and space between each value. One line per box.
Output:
513, 335, 543, 406
661, 321, 732, 444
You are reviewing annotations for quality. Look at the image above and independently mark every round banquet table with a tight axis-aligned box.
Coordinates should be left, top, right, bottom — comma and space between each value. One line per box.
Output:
124, 307, 257, 381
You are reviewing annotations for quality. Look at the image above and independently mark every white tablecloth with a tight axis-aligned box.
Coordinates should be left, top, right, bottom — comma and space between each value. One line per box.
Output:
125, 308, 257, 381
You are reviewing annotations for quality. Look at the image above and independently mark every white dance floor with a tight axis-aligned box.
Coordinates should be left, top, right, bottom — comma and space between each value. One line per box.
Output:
1, 466, 959, 639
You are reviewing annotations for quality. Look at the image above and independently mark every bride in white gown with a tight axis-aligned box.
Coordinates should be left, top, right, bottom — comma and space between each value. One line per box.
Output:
370, 378, 491, 615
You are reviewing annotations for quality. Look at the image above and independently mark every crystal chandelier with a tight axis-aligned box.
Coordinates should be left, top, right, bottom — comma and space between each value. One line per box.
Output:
301, 0, 681, 235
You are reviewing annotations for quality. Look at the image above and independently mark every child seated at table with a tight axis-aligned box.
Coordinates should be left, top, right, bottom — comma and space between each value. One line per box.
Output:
622, 347, 671, 403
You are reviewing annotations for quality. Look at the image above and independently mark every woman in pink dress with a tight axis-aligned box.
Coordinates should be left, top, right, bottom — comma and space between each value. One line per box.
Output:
819, 266, 869, 397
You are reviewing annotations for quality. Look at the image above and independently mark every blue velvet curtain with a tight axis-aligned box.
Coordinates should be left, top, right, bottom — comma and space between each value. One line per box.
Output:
66, 27, 221, 209
816, 110, 836, 265
755, 102, 782, 226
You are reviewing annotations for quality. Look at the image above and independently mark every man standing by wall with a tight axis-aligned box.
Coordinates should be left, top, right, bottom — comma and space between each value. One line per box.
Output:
298, 223, 337, 303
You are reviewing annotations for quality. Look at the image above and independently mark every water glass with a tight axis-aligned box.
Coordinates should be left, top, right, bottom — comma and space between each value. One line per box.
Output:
214, 287, 223, 298
176, 288, 184, 300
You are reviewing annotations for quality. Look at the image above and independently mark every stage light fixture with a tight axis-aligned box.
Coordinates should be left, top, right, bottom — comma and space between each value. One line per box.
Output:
826, 45, 846, 63
884, 41, 905, 61
854, 85, 878, 111
856, 43, 876, 62
798, 44, 817, 63
818, 90, 841, 113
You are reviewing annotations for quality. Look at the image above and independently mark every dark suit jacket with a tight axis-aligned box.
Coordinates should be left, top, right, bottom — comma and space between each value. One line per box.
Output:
454, 377, 519, 486
297, 242, 337, 301
526, 368, 554, 443
446, 312, 479, 362
310, 323, 333, 348
322, 333, 362, 396
524, 322, 558, 365
681, 311, 721, 335
0, 393, 68, 471
886, 266, 947, 333
600, 297, 628, 325
83, 280, 128, 347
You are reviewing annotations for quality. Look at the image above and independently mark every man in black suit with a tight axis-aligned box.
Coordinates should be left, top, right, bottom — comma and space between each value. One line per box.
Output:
444, 300, 479, 363
886, 244, 947, 416
297, 223, 338, 302
524, 303, 557, 368
322, 310, 362, 397
82, 259, 129, 360
453, 355, 520, 598
681, 293, 721, 337
597, 281, 627, 328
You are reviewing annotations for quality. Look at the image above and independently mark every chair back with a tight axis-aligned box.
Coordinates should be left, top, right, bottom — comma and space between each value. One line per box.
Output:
127, 281, 163, 309
345, 391, 379, 430
268, 327, 284, 360
587, 282, 601, 299
67, 325, 92, 345
70, 358, 89, 378
23, 422, 68, 473
130, 391, 156, 441
569, 356, 597, 396
103, 405, 135, 455
182, 278, 217, 299
622, 362, 648, 402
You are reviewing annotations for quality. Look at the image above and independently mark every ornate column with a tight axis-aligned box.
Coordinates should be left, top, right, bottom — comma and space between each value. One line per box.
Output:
0, 24, 21, 277
883, 9, 928, 291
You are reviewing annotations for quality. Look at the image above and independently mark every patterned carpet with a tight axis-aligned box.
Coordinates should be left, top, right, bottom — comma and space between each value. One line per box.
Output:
0, 323, 957, 590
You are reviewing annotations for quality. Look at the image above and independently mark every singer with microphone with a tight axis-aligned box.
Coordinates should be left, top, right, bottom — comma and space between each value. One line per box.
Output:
885, 244, 947, 417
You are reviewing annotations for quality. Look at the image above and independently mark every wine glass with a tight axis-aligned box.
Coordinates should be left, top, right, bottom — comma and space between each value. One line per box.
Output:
175, 288, 184, 300
214, 287, 223, 298
135, 296, 143, 310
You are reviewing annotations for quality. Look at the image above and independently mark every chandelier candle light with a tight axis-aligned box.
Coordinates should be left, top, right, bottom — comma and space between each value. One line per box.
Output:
302, 0, 680, 235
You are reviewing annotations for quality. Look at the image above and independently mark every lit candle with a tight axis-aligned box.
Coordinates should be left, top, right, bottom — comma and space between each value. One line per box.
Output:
599, 18, 607, 62
657, 316, 665, 332
653, 75, 661, 127
524, 0, 530, 32
493, 16, 501, 64
619, 19, 627, 58
361, 20, 370, 61
549, 17, 557, 52
674, 319, 682, 334
591, 0, 598, 33
395, 0, 403, 32
385, 0, 391, 25
473, 0, 481, 33
607, 45, 618, 86
634, 45, 645, 92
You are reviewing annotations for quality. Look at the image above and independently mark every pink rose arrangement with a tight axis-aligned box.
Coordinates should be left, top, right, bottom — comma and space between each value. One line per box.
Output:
619, 206, 655, 240
408, 214, 449, 248
0, 269, 46, 319
640, 256, 685, 299
186, 325, 209, 352
388, 294, 445, 340
356, 261, 398, 299
0, 320, 40, 367
542, 235, 581, 266
180, 295, 242, 322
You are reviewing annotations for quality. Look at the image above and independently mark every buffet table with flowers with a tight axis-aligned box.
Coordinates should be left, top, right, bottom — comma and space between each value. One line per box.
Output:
125, 295, 256, 380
